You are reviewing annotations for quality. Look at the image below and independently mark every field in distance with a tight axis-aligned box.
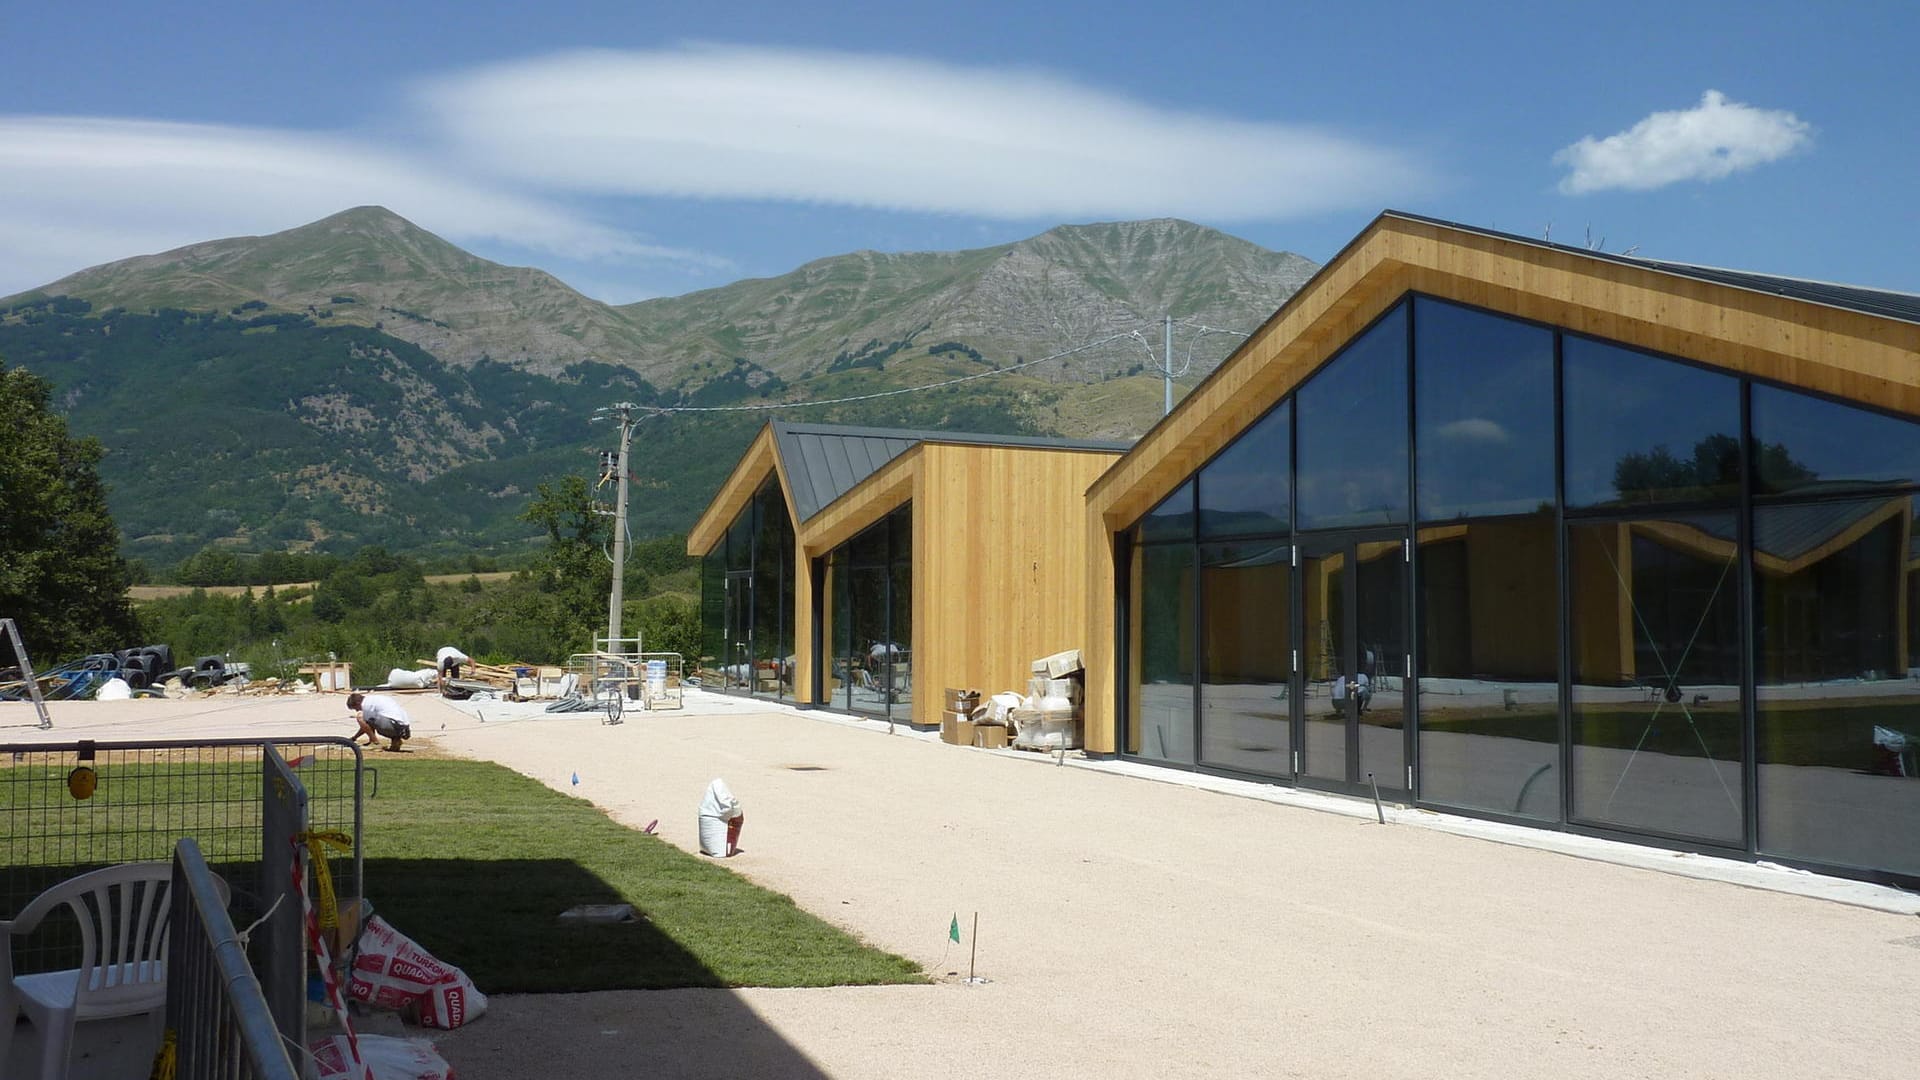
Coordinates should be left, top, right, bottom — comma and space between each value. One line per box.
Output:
127, 570, 516, 601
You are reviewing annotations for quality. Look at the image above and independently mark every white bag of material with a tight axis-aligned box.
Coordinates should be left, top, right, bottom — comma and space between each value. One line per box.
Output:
95, 677, 132, 700
385, 668, 437, 689
698, 778, 742, 856
311, 1033, 452, 1080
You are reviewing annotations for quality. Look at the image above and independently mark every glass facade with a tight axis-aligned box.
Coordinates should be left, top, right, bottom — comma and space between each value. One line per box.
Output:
698, 479, 796, 698
1122, 292, 1920, 884
826, 506, 913, 720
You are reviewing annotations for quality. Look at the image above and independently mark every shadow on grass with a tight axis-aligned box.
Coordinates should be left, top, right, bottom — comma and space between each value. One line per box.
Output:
365, 857, 730, 992
365, 857, 839, 1080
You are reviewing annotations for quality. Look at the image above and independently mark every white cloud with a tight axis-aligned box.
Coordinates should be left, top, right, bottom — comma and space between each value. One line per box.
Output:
1554, 90, 1812, 194
1436, 418, 1509, 444
415, 45, 1427, 220
0, 117, 716, 295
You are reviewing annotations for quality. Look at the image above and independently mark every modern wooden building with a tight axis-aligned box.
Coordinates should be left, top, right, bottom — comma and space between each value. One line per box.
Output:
688, 421, 1125, 726
1081, 210, 1920, 885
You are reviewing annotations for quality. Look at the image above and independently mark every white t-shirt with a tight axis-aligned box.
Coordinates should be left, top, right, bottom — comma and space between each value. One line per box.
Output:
435, 646, 471, 668
360, 694, 410, 731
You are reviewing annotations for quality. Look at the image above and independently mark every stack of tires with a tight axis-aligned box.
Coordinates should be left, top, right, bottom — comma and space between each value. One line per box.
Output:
111, 644, 175, 690
188, 655, 229, 690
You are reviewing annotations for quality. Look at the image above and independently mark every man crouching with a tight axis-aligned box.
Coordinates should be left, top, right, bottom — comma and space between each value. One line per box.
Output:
347, 691, 412, 751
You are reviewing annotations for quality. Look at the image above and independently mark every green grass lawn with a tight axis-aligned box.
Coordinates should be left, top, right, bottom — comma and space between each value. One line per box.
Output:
0, 754, 923, 992
361, 757, 924, 992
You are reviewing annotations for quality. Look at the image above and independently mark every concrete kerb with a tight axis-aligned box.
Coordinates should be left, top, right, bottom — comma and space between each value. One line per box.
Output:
475, 688, 1920, 918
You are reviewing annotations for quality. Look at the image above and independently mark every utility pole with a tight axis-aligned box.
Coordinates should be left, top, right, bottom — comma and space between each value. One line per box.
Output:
605, 404, 634, 649
1162, 314, 1175, 416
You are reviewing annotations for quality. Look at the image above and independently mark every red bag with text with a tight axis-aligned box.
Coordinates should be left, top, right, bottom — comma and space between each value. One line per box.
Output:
348, 916, 489, 1029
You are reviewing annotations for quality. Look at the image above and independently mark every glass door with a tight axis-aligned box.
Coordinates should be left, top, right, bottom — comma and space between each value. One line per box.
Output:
723, 572, 753, 692
1298, 530, 1409, 794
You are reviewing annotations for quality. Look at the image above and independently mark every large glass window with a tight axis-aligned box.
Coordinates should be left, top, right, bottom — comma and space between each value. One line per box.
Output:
698, 550, 726, 685
1754, 495, 1920, 876
1414, 299, 1555, 521
698, 480, 795, 697
1297, 304, 1409, 530
751, 484, 793, 699
1569, 515, 1744, 843
1132, 538, 1196, 764
1141, 481, 1196, 543
1415, 516, 1561, 819
1198, 403, 1290, 538
1114, 284, 1920, 884
1563, 338, 1741, 508
1750, 385, 1920, 496
829, 506, 912, 720
1199, 540, 1291, 775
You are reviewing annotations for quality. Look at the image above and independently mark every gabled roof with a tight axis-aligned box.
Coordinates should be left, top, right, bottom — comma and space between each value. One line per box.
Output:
690, 420, 1131, 555
1088, 209, 1920, 531
1384, 211, 1920, 326
771, 421, 1129, 523
774, 425, 918, 522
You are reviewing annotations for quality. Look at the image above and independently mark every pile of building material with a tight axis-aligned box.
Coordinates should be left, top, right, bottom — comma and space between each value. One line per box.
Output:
1012, 649, 1083, 751
940, 648, 1085, 751
414, 659, 572, 700
940, 688, 989, 746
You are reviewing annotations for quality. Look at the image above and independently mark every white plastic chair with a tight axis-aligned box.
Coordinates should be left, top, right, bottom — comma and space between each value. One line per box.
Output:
0, 862, 225, 1079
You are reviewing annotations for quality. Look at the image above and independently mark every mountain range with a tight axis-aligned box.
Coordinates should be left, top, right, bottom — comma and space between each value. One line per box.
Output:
0, 209, 1317, 566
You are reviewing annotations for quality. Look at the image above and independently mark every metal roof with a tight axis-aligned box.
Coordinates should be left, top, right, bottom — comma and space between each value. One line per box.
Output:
1670, 499, 1894, 564
771, 421, 1130, 522
1381, 210, 1920, 326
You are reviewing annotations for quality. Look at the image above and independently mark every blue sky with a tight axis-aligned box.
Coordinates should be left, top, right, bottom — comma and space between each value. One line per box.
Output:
4, 1, 1914, 303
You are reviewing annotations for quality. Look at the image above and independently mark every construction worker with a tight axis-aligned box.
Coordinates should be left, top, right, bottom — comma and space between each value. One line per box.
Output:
435, 645, 471, 693
347, 692, 412, 751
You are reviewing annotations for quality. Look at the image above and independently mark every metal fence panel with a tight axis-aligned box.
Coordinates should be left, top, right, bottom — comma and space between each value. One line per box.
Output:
0, 737, 362, 982
167, 837, 301, 1080
260, 745, 308, 1056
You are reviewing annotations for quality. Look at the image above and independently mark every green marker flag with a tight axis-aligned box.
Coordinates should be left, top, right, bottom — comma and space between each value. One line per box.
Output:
949, 914, 961, 943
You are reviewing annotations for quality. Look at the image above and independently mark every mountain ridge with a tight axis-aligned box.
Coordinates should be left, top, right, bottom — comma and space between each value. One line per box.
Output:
12, 208, 1318, 398
0, 209, 1320, 562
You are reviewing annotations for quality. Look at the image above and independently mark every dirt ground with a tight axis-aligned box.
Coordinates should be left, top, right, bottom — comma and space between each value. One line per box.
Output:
6, 692, 1919, 1079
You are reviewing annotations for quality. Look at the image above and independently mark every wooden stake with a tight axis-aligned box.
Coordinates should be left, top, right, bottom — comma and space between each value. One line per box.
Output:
968, 912, 978, 982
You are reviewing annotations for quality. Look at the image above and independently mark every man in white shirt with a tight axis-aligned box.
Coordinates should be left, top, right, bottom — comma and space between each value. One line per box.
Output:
347, 692, 412, 751
434, 645, 471, 692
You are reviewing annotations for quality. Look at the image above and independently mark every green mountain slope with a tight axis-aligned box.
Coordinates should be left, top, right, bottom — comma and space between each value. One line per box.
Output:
0, 300, 1046, 566
2, 210, 1320, 564
8, 207, 657, 374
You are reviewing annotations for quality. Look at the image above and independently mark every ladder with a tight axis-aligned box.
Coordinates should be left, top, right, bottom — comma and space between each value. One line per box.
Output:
2, 618, 54, 729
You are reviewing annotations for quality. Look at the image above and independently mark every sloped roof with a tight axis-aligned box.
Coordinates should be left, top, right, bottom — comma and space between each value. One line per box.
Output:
772, 421, 1130, 521
1384, 210, 1920, 326
1671, 499, 1891, 564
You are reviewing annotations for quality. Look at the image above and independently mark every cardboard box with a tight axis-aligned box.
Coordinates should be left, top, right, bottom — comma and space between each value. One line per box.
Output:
972, 725, 1009, 749
944, 687, 982, 713
940, 712, 977, 746
1031, 649, 1084, 678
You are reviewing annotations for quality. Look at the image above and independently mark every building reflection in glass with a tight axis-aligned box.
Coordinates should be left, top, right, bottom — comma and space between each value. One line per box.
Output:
1755, 495, 1920, 876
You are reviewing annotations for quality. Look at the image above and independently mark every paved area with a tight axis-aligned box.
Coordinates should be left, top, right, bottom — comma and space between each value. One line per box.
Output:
6, 692, 1920, 1078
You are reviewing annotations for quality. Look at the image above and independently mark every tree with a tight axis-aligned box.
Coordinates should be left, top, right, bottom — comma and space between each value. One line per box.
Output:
0, 359, 138, 660
1613, 434, 1815, 503
519, 474, 612, 654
